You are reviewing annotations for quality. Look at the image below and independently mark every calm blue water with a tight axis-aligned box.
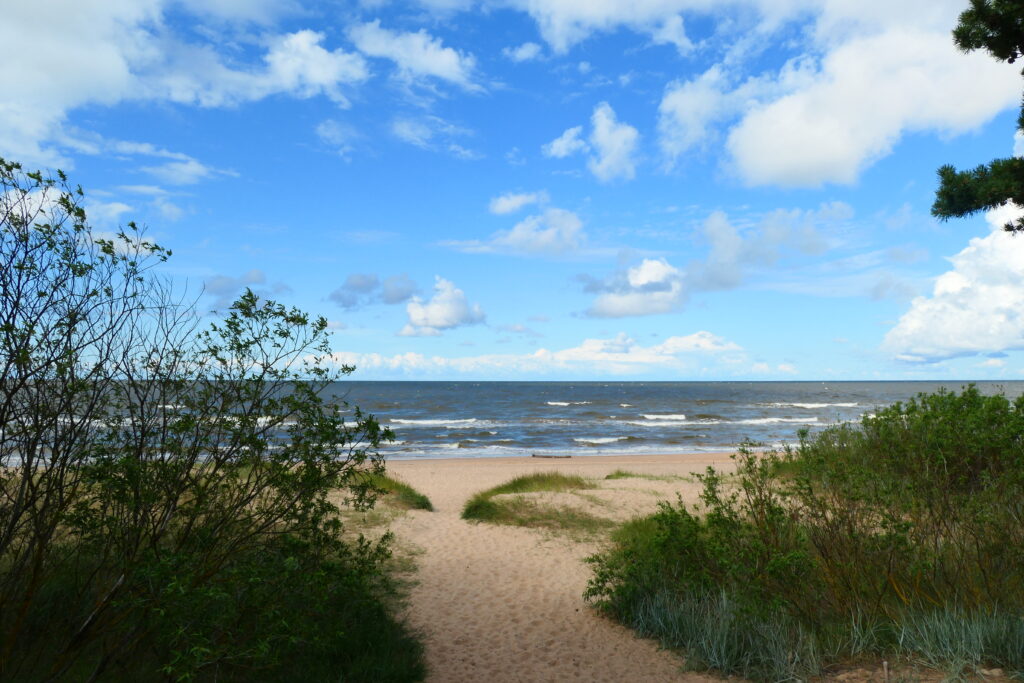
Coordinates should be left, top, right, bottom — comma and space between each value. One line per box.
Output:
331, 381, 1024, 460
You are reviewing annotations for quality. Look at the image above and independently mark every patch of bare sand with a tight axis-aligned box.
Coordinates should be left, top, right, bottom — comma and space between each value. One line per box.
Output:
386, 453, 735, 683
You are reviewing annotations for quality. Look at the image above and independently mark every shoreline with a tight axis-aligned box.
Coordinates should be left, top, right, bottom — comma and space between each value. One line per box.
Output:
386, 449, 740, 463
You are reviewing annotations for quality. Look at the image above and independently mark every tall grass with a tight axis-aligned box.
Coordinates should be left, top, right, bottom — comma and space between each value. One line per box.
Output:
586, 387, 1024, 681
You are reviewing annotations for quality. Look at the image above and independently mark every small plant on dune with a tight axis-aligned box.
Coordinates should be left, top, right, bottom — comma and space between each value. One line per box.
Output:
362, 473, 434, 511
604, 469, 686, 482
462, 472, 612, 533
587, 388, 1024, 681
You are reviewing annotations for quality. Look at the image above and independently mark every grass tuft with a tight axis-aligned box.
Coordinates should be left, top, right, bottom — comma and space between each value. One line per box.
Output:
604, 469, 686, 482
364, 473, 433, 511
461, 472, 612, 533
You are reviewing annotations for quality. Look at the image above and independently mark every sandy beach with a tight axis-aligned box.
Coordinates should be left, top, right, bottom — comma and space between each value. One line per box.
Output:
384, 452, 737, 683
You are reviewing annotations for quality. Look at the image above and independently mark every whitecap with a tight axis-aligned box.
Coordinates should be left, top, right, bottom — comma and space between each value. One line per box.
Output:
643, 413, 687, 420
769, 402, 859, 409
573, 436, 626, 444
390, 418, 480, 426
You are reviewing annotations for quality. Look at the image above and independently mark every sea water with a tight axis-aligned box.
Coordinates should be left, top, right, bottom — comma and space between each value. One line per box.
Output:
330, 381, 1024, 459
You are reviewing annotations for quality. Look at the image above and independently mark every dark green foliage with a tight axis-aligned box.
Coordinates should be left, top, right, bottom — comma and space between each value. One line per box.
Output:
933, 1, 1024, 232
587, 388, 1024, 680
953, 0, 1024, 66
0, 159, 425, 682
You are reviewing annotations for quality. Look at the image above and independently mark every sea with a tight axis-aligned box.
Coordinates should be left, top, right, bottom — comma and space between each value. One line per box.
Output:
332, 381, 1024, 460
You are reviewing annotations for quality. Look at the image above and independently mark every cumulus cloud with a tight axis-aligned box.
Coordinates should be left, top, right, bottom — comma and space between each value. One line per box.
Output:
448, 207, 585, 256
503, 42, 542, 62
727, 30, 1020, 186
587, 102, 639, 182
326, 330, 744, 377
489, 190, 548, 215
329, 272, 417, 309
500, 2, 693, 54
542, 103, 639, 182
348, 20, 478, 90
0, 3, 367, 166
584, 258, 687, 317
400, 276, 485, 336
147, 29, 368, 108
883, 204, 1024, 362
657, 64, 800, 167
542, 126, 587, 159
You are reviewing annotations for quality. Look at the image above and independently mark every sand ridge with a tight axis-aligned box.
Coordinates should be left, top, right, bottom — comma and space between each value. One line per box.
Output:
386, 453, 736, 683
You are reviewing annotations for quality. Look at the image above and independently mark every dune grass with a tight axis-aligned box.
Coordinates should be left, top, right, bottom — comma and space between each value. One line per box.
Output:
604, 469, 687, 482
461, 472, 613, 533
364, 473, 433, 511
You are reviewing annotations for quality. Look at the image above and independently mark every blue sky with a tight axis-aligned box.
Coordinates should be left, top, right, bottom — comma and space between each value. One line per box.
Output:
5, 0, 1024, 380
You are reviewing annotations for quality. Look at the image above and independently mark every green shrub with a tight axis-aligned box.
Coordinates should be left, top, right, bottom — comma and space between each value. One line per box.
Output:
0, 158, 425, 682
587, 388, 1024, 681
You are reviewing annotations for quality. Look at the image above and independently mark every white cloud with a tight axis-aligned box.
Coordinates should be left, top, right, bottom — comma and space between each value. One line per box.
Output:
348, 20, 478, 90
400, 276, 485, 336
147, 29, 369, 108
0, 3, 368, 166
543, 104, 639, 182
727, 29, 1019, 186
502, 1, 694, 54
141, 158, 219, 185
503, 42, 542, 62
649, 14, 692, 53
587, 101, 639, 182
883, 204, 1024, 362
488, 190, 548, 214
449, 207, 586, 256
327, 330, 744, 377
542, 126, 588, 158
586, 258, 687, 317
85, 200, 133, 227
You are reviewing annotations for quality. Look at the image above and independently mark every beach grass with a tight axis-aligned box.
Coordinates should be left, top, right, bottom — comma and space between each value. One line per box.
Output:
461, 472, 612, 533
604, 469, 688, 482
363, 472, 434, 511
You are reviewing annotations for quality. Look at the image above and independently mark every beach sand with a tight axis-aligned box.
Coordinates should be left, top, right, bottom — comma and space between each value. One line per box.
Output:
384, 452, 735, 683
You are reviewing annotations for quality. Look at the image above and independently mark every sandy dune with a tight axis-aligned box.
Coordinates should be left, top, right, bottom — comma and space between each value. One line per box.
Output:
385, 453, 736, 683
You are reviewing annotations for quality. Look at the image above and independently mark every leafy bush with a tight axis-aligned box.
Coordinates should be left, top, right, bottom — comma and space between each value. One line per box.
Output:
587, 387, 1024, 680
0, 158, 424, 681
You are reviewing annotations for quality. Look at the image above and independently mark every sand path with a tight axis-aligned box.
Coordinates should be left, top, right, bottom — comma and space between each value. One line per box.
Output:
386, 453, 735, 683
